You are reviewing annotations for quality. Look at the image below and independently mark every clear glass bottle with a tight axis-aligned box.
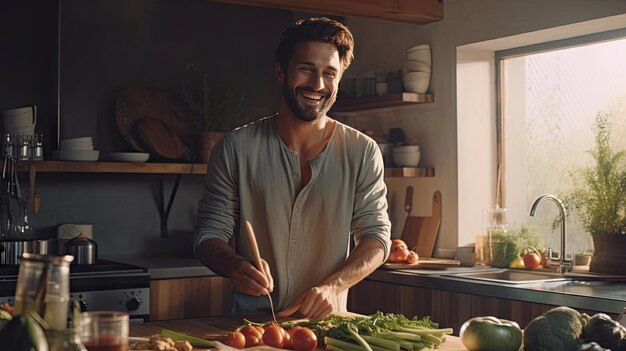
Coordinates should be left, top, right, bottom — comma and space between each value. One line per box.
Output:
13, 253, 74, 332
47, 327, 87, 351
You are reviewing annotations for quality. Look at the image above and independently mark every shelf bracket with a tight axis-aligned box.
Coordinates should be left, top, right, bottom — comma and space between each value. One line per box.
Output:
158, 174, 182, 238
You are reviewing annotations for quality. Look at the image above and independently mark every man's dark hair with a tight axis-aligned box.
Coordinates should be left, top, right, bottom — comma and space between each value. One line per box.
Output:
275, 17, 355, 72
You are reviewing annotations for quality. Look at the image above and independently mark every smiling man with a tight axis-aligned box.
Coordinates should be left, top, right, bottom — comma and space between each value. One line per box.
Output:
193, 17, 391, 319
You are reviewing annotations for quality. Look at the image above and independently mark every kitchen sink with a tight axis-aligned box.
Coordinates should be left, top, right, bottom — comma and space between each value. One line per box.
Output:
442, 269, 576, 284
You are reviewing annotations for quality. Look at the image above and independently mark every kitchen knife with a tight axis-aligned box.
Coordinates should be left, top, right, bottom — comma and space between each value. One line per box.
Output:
244, 220, 278, 323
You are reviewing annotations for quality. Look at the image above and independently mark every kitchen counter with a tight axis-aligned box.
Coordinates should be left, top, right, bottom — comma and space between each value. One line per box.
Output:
106, 255, 626, 314
129, 315, 467, 350
369, 267, 626, 315
104, 254, 217, 279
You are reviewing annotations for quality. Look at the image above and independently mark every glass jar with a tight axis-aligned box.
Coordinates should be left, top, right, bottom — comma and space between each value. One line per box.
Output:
486, 206, 510, 268
13, 253, 74, 332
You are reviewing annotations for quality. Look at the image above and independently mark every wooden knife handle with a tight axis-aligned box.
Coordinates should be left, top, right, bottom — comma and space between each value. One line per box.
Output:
244, 220, 263, 271
405, 186, 414, 213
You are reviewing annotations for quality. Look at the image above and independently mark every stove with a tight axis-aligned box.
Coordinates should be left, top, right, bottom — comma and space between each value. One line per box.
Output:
0, 259, 150, 322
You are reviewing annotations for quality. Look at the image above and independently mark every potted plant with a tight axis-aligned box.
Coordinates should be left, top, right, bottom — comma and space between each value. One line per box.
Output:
574, 249, 593, 266
180, 64, 247, 163
561, 113, 626, 275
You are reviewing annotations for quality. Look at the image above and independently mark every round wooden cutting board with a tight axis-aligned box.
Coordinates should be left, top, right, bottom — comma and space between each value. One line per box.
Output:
115, 85, 193, 153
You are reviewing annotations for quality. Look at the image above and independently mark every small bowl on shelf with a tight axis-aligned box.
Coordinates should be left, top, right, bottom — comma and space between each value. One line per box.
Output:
392, 149, 420, 167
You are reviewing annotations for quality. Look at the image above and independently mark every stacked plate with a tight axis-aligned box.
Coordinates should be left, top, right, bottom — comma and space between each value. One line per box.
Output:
57, 137, 99, 161
2, 106, 36, 135
403, 44, 432, 94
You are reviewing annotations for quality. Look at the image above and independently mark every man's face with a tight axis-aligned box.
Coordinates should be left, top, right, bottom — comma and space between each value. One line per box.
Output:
277, 41, 343, 122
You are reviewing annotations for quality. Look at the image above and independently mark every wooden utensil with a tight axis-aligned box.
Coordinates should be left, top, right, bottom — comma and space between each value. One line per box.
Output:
243, 220, 278, 324
401, 190, 442, 259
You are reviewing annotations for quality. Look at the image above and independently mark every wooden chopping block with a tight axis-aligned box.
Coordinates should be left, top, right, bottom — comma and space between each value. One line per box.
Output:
401, 190, 442, 259
137, 118, 185, 159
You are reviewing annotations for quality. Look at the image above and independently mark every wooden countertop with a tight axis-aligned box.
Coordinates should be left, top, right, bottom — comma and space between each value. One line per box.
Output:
130, 315, 467, 350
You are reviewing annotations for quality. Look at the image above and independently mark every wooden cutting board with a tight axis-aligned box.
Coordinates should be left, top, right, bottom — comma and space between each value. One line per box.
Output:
401, 190, 442, 259
115, 85, 193, 152
383, 258, 460, 270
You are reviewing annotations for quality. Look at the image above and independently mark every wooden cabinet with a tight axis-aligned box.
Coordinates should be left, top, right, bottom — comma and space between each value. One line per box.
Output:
213, 0, 443, 24
150, 276, 232, 321
348, 279, 611, 335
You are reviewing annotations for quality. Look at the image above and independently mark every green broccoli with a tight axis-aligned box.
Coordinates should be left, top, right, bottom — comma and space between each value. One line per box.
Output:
523, 306, 589, 351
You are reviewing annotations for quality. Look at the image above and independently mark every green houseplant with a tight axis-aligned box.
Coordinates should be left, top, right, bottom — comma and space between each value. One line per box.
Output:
180, 63, 247, 162
561, 113, 626, 274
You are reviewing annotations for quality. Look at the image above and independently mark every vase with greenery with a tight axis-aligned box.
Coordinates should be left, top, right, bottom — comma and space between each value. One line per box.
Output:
561, 113, 626, 274
180, 63, 247, 162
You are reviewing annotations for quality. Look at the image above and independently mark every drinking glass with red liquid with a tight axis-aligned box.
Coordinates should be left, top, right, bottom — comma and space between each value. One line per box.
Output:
80, 311, 129, 351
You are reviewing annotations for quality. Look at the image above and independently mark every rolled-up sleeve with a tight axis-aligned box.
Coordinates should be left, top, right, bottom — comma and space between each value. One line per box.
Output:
351, 140, 391, 261
193, 134, 240, 256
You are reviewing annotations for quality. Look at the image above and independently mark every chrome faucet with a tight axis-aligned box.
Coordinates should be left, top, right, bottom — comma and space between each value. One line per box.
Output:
530, 194, 570, 271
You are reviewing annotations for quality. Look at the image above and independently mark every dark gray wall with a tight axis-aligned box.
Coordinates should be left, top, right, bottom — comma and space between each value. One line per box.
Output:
1, 0, 293, 257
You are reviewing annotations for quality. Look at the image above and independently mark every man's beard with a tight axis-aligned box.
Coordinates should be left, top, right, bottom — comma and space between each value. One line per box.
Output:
282, 83, 337, 122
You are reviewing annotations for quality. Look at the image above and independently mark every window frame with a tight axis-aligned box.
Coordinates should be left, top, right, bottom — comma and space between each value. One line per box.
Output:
494, 27, 626, 208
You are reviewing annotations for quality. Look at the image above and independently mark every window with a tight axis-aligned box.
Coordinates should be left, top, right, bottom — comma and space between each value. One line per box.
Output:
497, 31, 626, 254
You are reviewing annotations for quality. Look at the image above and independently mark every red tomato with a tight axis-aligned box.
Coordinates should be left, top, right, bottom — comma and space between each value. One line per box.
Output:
240, 325, 264, 347
244, 334, 263, 347
284, 326, 303, 350
263, 325, 286, 348
523, 252, 541, 269
241, 325, 262, 338
282, 329, 293, 349
406, 250, 419, 264
292, 327, 318, 351
388, 247, 410, 263
391, 239, 408, 251
225, 331, 246, 349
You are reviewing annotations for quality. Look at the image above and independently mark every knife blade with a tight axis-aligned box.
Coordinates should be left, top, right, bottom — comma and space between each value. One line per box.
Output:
244, 220, 278, 324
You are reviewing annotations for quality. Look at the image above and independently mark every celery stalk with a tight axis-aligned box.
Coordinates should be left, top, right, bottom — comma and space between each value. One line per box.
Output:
161, 328, 215, 347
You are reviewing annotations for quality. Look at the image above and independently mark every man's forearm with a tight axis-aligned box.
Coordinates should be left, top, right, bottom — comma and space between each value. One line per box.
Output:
318, 236, 386, 294
196, 238, 247, 277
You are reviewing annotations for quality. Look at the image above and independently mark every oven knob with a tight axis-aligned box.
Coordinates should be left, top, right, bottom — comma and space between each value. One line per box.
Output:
78, 300, 88, 312
125, 297, 142, 311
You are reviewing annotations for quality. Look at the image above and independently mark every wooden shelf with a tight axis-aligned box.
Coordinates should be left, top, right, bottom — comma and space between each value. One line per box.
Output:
16, 161, 208, 175
214, 0, 443, 24
332, 92, 434, 112
385, 167, 434, 178
15, 161, 431, 178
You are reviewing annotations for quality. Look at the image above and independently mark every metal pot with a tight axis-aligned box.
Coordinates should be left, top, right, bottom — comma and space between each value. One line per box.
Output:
64, 235, 97, 264
0, 239, 51, 265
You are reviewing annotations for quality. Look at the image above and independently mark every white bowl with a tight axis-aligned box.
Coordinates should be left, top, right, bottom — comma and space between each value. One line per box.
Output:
404, 60, 431, 73
403, 71, 431, 94
407, 44, 430, 52
60, 137, 94, 151
392, 150, 420, 167
4, 125, 35, 135
393, 145, 420, 153
2, 107, 33, 117
56, 150, 99, 162
110, 152, 150, 163
406, 49, 432, 66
